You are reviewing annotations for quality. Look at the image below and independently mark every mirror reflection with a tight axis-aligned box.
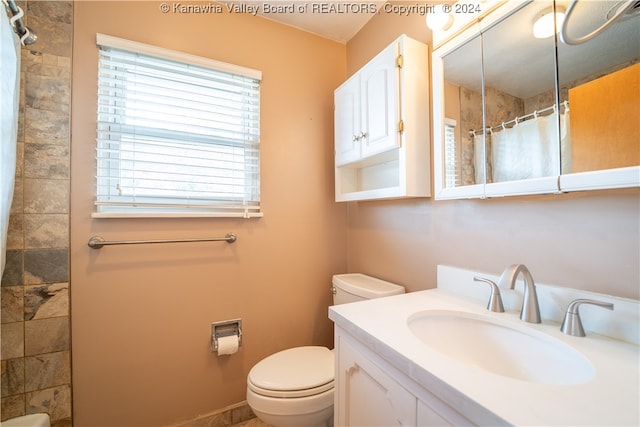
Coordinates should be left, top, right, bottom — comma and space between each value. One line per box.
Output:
557, 0, 639, 173
442, 34, 484, 187
482, 1, 562, 184
439, 0, 639, 192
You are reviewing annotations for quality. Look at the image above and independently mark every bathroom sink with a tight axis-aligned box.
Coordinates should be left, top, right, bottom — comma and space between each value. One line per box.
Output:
407, 310, 595, 385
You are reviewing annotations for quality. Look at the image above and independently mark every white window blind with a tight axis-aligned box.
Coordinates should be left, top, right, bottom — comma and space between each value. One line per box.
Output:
95, 34, 262, 218
444, 118, 459, 188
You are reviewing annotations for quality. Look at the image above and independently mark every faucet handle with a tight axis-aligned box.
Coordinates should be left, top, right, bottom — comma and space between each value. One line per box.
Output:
560, 299, 614, 337
473, 277, 505, 313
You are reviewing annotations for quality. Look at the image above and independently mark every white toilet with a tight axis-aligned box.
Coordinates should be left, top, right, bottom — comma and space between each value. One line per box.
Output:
246, 273, 405, 427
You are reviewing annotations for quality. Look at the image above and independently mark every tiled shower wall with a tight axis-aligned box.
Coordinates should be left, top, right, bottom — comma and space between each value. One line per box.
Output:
1, 2, 73, 425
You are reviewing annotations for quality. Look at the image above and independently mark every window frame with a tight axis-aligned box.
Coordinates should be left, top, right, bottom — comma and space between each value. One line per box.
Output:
94, 34, 262, 219
443, 118, 460, 188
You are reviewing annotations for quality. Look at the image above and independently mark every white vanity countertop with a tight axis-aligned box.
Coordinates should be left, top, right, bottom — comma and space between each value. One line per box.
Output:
329, 284, 640, 426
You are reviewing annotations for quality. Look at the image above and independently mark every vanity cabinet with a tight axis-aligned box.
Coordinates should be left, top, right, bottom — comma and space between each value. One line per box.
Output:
335, 326, 475, 427
334, 34, 430, 202
336, 329, 416, 426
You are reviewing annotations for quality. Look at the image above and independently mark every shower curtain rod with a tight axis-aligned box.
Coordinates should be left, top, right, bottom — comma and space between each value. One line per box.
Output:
469, 100, 569, 136
2, 0, 37, 45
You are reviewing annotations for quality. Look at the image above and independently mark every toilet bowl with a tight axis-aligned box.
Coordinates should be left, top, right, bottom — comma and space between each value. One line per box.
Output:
247, 346, 334, 427
0, 413, 50, 427
246, 274, 405, 427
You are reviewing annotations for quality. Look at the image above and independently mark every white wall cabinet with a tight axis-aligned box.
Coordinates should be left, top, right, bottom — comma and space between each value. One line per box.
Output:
335, 42, 399, 166
335, 326, 476, 427
334, 34, 430, 202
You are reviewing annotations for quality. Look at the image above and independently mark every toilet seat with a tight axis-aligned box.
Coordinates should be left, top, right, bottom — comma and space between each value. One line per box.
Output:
248, 346, 334, 398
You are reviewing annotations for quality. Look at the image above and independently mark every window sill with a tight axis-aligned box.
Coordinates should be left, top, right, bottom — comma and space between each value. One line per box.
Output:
91, 212, 264, 219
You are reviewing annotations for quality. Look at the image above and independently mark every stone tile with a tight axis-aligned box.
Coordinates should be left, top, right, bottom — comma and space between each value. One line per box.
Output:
26, 16, 72, 58
25, 283, 68, 320
233, 418, 272, 427
1, 323, 24, 360
51, 418, 72, 427
24, 351, 70, 392
14, 141, 24, 179
24, 317, 69, 356
25, 53, 71, 79
1, 251, 23, 286
28, 1, 73, 25
18, 55, 29, 102
23, 179, 69, 214
24, 144, 69, 180
23, 108, 69, 146
42, 53, 59, 67
2, 1, 73, 425
24, 214, 69, 249
169, 404, 265, 427
26, 384, 70, 422
231, 405, 256, 425
6, 213, 24, 250
1, 286, 23, 323
23, 49, 43, 72
9, 178, 22, 214
1, 393, 25, 421
57, 56, 71, 69
170, 411, 228, 427
1, 358, 25, 397
24, 249, 68, 284
17, 98, 25, 143
25, 74, 70, 113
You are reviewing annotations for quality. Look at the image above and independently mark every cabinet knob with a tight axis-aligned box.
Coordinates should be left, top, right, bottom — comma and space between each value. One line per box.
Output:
352, 134, 361, 142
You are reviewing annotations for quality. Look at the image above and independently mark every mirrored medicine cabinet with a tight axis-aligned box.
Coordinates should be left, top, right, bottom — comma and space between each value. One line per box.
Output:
432, 0, 640, 200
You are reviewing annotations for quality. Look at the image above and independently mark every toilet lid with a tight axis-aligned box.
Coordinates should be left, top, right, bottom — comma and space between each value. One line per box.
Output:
248, 346, 334, 394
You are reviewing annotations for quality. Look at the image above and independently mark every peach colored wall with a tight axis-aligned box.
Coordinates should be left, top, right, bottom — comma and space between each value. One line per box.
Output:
70, 2, 347, 426
345, 13, 640, 300
347, 11, 429, 77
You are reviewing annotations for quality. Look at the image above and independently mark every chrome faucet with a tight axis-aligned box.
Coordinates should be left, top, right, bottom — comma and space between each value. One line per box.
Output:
561, 299, 614, 337
498, 264, 541, 323
473, 277, 505, 313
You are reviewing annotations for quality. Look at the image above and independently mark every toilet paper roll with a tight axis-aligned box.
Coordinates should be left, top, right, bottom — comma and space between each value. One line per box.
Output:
217, 335, 239, 356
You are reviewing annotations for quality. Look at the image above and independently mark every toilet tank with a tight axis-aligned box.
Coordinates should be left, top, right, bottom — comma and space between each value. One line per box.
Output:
332, 273, 405, 305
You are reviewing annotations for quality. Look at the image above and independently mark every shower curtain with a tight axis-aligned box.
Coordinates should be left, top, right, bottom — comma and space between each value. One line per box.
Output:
491, 111, 572, 182
1, 2, 20, 275
560, 110, 572, 174
473, 134, 485, 184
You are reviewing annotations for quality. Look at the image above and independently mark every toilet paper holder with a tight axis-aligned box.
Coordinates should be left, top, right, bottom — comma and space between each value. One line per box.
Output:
211, 319, 242, 352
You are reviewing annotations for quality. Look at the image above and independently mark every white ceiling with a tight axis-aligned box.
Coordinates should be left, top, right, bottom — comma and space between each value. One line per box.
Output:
227, 1, 385, 43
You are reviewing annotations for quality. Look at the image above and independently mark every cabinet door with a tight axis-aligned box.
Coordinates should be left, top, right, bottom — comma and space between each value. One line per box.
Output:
417, 400, 454, 426
335, 75, 361, 166
417, 397, 475, 426
359, 41, 400, 159
337, 335, 416, 426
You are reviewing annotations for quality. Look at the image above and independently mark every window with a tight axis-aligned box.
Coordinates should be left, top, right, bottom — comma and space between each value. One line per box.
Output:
95, 34, 261, 218
444, 118, 459, 188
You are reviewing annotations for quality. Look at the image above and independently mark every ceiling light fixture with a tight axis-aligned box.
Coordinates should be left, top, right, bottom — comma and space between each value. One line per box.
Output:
426, 5, 454, 31
533, 6, 566, 39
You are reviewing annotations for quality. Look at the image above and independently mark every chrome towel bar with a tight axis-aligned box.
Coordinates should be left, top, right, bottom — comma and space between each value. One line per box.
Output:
87, 233, 237, 249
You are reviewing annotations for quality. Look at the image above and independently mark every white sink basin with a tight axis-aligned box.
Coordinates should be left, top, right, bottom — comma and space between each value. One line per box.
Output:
407, 310, 595, 385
